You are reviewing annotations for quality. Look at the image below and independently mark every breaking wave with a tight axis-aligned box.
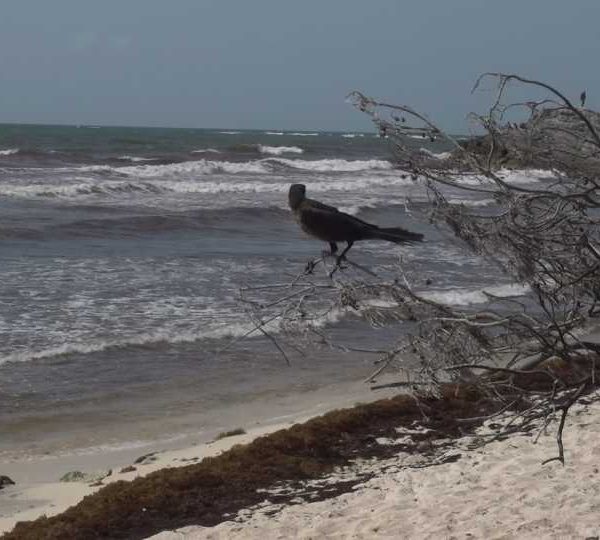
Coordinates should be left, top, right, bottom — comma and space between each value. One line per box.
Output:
83, 157, 393, 177
119, 159, 269, 177
0, 162, 550, 201
0, 181, 166, 198
117, 156, 156, 162
266, 158, 393, 172
191, 148, 221, 154
459, 168, 554, 186
258, 145, 304, 156
0, 172, 412, 198
418, 147, 452, 160
0, 323, 255, 366
1, 297, 350, 366
0, 148, 19, 156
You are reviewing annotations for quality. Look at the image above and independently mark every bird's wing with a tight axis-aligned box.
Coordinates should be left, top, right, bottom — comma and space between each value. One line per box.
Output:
305, 197, 380, 229
299, 207, 373, 242
305, 198, 340, 213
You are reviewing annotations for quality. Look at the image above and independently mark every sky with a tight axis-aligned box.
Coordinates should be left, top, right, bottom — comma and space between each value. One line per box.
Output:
0, 1, 599, 132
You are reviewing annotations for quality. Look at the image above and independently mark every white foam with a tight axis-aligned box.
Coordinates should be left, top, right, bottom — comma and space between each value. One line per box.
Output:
265, 131, 285, 136
267, 158, 393, 172
119, 159, 269, 177
422, 283, 530, 306
60, 165, 115, 173
118, 155, 155, 162
258, 145, 304, 156
219, 131, 241, 135
180, 173, 409, 195
5, 157, 396, 182
0, 180, 164, 198
191, 148, 221, 154
0, 171, 412, 199
0, 148, 19, 156
419, 148, 452, 160
289, 132, 319, 136
336, 198, 385, 215
457, 168, 554, 186
0, 322, 257, 366
99, 157, 392, 178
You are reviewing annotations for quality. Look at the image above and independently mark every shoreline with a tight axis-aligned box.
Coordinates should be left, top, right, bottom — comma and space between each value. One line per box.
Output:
151, 396, 600, 540
0, 376, 401, 534
4, 326, 599, 537
3, 368, 600, 539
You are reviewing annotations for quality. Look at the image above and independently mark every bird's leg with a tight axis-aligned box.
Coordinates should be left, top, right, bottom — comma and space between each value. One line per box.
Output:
322, 242, 338, 260
336, 241, 354, 267
307, 244, 338, 274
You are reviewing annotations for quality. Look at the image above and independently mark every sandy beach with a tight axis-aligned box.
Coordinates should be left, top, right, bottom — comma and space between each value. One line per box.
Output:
2, 374, 599, 539
148, 396, 600, 540
0, 377, 400, 536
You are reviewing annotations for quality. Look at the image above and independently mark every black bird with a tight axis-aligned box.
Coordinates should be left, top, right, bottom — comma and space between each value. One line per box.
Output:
288, 183, 423, 264
581, 90, 587, 108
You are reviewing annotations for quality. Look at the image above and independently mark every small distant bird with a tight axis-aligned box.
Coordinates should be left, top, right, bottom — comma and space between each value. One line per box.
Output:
288, 184, 423, 264
580, 90, 587, 108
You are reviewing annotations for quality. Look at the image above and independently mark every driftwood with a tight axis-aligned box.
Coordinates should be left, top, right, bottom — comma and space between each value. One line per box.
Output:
240, 73, 600, 463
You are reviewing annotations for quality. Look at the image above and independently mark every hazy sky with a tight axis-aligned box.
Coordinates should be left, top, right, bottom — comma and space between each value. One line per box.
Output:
1, 1, 598, 131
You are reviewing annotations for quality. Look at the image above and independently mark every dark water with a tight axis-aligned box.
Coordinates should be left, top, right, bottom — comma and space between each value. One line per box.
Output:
0, 124, 535, 458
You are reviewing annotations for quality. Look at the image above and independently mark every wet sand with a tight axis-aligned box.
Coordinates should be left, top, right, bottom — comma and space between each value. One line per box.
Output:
0, 376, 400, 534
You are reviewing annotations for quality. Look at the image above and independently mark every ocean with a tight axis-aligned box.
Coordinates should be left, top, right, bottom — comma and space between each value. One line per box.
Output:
0, 124, 538, 461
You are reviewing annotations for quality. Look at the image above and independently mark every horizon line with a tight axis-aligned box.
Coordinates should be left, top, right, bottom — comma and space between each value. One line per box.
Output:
0, 120, 379, 135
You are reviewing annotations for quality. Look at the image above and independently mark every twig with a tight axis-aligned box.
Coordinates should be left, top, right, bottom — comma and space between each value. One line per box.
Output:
542, 382, 588, 466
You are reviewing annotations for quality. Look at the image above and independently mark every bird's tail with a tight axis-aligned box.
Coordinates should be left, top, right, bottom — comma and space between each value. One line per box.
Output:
369, 227, 424, 244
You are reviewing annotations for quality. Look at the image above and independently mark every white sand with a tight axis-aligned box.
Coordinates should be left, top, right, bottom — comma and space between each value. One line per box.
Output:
149, 397, 600, 540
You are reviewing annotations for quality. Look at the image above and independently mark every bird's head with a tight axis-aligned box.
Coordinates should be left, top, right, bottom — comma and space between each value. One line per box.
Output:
288, 184, 306, 210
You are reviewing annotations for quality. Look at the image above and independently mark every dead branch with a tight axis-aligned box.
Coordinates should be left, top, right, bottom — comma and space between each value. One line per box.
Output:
236, 72, 600, 462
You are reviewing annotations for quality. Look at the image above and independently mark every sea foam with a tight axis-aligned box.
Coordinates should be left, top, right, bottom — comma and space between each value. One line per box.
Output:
0, 171, 410, 199
266, 158, 393, 172
191, 148, 221, 154
0, 322, 258, 366
423, 283, 530, 306
91, 157, 393, 177
117, 156, 156, 162
118, 159, 269, 177
258, 145, 304, 156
